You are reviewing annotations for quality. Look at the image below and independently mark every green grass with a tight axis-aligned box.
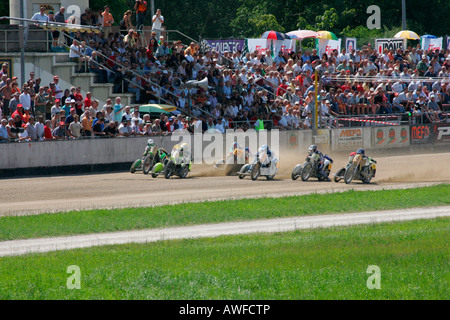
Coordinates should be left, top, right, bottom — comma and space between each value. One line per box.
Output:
0, 218, 448, 299
1, 184, 449, 241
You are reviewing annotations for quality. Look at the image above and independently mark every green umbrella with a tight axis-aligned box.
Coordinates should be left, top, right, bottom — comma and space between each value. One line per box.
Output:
137, 104, 177, 115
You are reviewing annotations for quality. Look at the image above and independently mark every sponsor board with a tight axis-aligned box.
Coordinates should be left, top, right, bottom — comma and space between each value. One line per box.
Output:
434, 124, 450, 143
246, 39, 296, 55
202, 39, 245, 54
375, 38, 406, 55
421, 37, 443, 52
288, 132, 298, 149
345, 38, 357, 52
337, 128, 363, 147
410, 125, 433, 144
373, 126, 409, 148
316, 39, 341, 58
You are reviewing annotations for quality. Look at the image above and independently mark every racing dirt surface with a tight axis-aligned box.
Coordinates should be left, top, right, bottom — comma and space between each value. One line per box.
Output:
1, 152, 449, 217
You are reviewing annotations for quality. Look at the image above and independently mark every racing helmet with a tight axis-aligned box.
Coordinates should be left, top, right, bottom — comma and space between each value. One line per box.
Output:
259, 145, 269, 153
147, 139, 154, 147
308, 145, 317, 153
232, 142, 241, 150
180, 142, 189, 152
356, 148, 365, 155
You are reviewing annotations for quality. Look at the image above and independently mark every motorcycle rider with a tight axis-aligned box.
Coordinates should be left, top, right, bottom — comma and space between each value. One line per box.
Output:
258, 145, 274, 167
308, 144, 330, 181
355, 148, 370, 178
143, 138, 168, 163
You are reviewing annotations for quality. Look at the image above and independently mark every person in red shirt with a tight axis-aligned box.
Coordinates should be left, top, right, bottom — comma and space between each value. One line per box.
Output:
84, 91, 92, 110
74, 87, 84, 117
43, 120, 53, 140
11, 104, 25, 122
276, 79, 288, 96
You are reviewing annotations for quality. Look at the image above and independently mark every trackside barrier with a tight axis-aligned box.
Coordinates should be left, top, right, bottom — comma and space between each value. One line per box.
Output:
1, 126, 448, 172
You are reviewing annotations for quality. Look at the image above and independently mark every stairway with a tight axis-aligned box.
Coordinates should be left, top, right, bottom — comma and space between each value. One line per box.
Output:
50, 54, 136, 108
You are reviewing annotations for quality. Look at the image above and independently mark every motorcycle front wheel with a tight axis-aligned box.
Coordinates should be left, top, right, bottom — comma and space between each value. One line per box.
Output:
344, 165, 356, 184
164, 161, 174, 179
251, 163, 261, 181
301, 162, 312, 181
142, 155, 154, 175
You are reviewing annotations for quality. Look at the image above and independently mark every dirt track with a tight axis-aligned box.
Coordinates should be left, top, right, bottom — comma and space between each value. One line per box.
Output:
1, 152, 449, 217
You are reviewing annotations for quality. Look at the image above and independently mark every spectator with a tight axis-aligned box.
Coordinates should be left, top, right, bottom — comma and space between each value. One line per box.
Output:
68, 114, 82, 138
102, 5, 115, 38
103, 120, 119, 137
31, 5, 49, 22
0, 118, 8, 142
52, 121, 67, 139
151, 9, 164, 39
135, 0, 147, 32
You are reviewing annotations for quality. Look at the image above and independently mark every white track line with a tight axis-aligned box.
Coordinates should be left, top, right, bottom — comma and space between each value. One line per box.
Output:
1, 206, 449, 257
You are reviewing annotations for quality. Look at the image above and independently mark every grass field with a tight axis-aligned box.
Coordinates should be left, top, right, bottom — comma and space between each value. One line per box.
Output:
0, 218, 448, 299
1, 184, 449, 241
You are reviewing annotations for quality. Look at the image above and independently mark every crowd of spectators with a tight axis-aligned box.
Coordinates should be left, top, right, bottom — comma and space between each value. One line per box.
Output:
2, 5, 450, 143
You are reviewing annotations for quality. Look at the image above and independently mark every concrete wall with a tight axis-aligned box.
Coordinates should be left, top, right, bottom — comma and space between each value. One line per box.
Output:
2, 124, 449, 172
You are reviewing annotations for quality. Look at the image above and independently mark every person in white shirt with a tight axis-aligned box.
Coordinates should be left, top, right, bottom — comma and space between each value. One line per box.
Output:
35, 115, 45, 141
215, 117, 225, 133
31, 6, 49, 23
151, 9, 164, 39
19, 87, 32, 111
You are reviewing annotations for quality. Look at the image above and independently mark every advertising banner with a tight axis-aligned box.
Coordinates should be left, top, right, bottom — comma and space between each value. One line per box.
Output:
336, 127, 363, 148
410, 124, 433, 144
372, 126, 409, 148
421, 37, 443, 52
316, 39, 341, 57
446, 36, 450, 50
434, 124, 450, 143
345, 38, 357, 52
246, 39, 296, 55
375, 38, 406, 54
202, 39, 245, 54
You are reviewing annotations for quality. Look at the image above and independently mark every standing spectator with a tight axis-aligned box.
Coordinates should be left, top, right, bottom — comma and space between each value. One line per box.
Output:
68, 114, 82, 138
135, 0, 147, 32
19, 87, 32, 114
151, 9, 164, 39
31, 5, 49, 22
52, 121, 67, 139
53, 76, 63, 100
35, 115, 45, 141
53, 6, 65, 47
113, 97, 124, 122
81, 109, 93, 136
121, 10, 134, 35
102, 5, 115, 38
34, 86, 48, 118
43, 120, 53, 140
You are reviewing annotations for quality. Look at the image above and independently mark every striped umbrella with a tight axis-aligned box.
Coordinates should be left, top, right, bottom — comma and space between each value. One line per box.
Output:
394, 30, 420, 40
286, 30, 320, 39
317, 30, 338, 40
260, 31, 286, 40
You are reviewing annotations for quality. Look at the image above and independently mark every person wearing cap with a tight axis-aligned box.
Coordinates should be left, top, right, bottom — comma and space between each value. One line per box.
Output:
118, 118, 133, 137
52, 120, 67, 140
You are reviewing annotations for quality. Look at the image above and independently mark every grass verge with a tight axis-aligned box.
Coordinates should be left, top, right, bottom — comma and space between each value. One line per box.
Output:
1, 184, 449, 241
0, 218, 448, 299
